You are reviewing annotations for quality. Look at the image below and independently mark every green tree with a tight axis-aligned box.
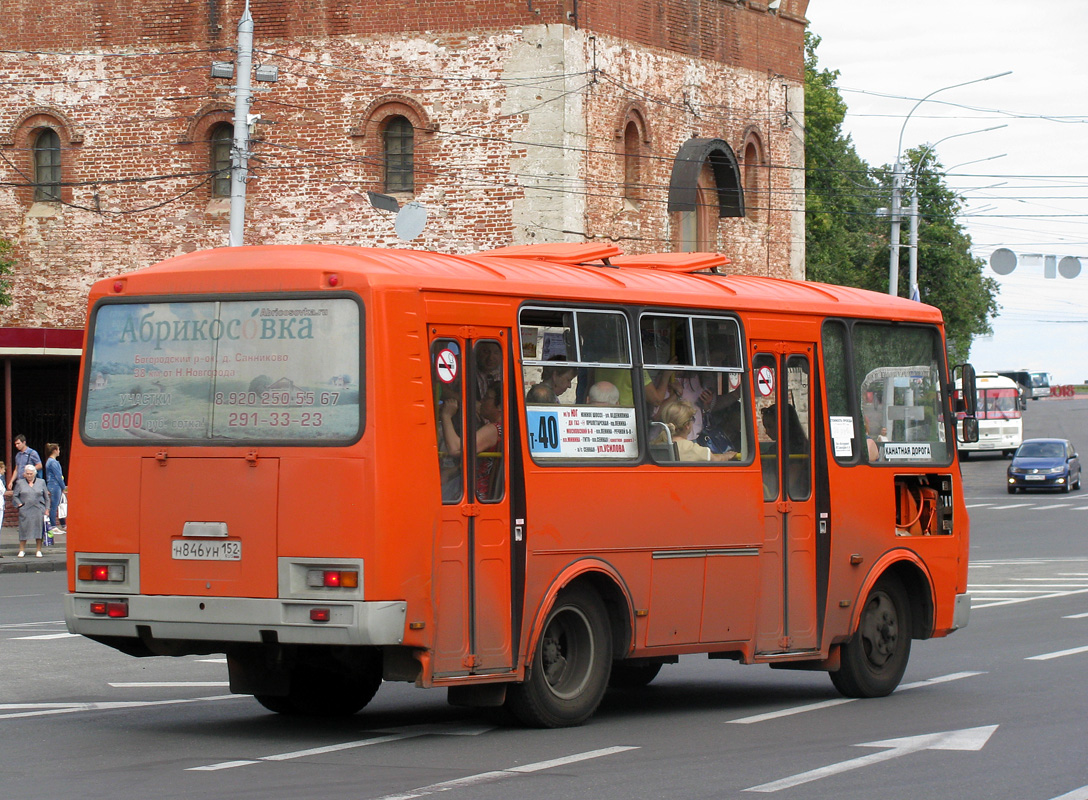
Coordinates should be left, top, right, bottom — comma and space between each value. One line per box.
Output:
803, 33, 885, 289
0, 238, 14, 306
900, 147, 1000, 363
803, 32, 999, 363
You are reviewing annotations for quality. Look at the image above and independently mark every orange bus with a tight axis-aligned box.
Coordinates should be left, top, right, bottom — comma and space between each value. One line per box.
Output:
64, 242, 979, 727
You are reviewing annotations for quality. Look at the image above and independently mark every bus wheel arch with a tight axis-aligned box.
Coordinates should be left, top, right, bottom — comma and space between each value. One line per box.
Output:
830, 558, 932, 698
506, 566, 630, 727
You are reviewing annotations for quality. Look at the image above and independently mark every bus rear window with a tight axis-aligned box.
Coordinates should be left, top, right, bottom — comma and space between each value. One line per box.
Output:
81, 296, 362, 444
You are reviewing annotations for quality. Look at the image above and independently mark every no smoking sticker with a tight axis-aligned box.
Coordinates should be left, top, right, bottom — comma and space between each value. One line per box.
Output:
756, 366, 775, 397
436, 348, 458, 383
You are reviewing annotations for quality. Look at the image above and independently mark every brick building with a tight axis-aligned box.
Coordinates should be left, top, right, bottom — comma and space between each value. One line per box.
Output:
0, 0, 809, 471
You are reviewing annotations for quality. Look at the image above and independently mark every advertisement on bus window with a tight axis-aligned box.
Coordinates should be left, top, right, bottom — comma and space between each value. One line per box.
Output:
82, 297, 361, 443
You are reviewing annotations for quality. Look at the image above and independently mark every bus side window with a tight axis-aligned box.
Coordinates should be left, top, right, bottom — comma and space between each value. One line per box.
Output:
432, 339, 464, 504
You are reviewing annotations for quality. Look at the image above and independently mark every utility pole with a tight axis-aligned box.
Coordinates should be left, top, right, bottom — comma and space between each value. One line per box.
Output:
887, 162, 903, 296
887, 71, 1010, 296
229, 1, 254, 248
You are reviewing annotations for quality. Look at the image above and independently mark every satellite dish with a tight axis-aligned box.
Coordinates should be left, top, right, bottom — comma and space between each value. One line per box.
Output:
395, 202, 427, 241
990, 247, 1017, 275
1059, 256, 1082, 280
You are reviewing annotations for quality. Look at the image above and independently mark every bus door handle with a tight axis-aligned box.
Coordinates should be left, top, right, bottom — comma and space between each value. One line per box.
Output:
461, 504, 480, 517
777, 500, 793, 514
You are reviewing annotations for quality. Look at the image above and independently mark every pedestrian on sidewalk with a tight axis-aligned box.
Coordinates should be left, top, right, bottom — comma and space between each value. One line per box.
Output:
45, 443, 66, 536
12, 464, 49, 558
8, 434, 42, 492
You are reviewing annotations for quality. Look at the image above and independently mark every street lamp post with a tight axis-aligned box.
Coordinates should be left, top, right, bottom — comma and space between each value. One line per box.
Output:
888, 71, 1011, 296
907, 125, 1006, 302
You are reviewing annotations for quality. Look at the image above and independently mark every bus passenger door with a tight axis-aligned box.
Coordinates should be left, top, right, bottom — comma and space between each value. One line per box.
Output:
429, 328, 514, 677
752, 343, 818, 654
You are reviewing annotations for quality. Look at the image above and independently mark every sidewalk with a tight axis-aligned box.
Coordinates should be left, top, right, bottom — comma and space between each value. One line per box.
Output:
0, 524, 67, 574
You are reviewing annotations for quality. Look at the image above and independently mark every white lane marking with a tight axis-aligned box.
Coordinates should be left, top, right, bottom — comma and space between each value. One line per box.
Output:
0, 694, 242, 720
728, 698, 854, 724
109, 682, 230, 688
1027, 644, 1088, 661
0, 620, 67, 628
189, 733, 417, 771
1063, 612, 1088, 619
1072, 507, 1088, 511
188, 723, 494, 771
972, 587, 1088, 609
727, 672, 982, 724
372, 747, 640, 800
745, 726, 997, 793
1035, 504, 1073, 510
965, 503, 994, 508
198, 657, 227, 664
1049, 785, 1088, 800
12, 632, 80, 640
987, 504, 1035, 510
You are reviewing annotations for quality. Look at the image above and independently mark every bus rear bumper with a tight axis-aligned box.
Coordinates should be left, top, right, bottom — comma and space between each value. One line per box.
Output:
950, 592, 971, 632
64, 593, 407, 648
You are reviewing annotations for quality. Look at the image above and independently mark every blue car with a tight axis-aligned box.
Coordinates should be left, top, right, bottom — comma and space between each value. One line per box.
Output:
1007, 438, 1082, 493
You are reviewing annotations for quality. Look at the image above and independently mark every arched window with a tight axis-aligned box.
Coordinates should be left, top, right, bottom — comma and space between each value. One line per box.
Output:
384, 115, 414, 193
623, 120, 641, 202
33, 128, 62, 202
668, 138, 744, 252
210, 123, 234, 198
743, 135, 766, 223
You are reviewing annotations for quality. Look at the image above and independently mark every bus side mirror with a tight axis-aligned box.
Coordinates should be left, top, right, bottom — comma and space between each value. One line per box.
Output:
955, 363, 978, 416
960, 416, 979, 444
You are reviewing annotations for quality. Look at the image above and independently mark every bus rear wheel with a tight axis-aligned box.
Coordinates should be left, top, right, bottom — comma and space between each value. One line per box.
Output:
830, 575, 911, 698
505, 585, 612, 728
255, 647, 383, 717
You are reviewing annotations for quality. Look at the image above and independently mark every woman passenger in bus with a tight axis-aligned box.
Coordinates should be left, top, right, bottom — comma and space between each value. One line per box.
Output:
539, 362, 577, 402
655, 399, 738, 462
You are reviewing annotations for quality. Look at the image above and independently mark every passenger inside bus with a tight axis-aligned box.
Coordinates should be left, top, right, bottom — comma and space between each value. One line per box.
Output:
539, 362, 577, 402
654, 399, 738, 462
475, 340, 502, 400
475, 383, 504, 500
526, 383, 559, 404
588, 381, 620, 406
439, 383, 504, 501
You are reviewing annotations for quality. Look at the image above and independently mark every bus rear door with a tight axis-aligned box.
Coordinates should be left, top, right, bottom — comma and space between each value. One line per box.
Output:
429, 328, 514, 677
752, 343, 818, 654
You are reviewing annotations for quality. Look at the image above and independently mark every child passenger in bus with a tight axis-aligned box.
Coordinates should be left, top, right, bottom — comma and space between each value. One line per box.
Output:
655, 399, 738, 462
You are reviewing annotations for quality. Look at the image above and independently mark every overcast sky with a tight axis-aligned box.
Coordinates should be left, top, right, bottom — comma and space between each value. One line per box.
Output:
803, 1, 1088, 384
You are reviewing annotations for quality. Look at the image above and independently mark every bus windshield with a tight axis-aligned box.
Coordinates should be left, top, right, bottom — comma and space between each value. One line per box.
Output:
979, 387, 1020, 420
853, 323, 950, 464
81, 296, 362, 443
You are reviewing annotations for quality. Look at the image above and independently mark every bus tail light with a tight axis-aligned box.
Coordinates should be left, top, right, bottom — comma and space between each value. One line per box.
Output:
306, 569, 358, 589
90, 600, 129, 618
78, 564, 126, 583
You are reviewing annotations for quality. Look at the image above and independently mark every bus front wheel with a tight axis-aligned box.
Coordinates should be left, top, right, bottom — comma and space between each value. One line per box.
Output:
830, 576, 911, 698
506, 585, 612, 728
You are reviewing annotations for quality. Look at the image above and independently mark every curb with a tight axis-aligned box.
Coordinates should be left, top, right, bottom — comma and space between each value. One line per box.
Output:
0, 558, 66, 574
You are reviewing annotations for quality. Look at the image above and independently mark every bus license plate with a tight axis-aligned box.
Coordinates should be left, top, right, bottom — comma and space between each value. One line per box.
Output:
172, 539, 242, 561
